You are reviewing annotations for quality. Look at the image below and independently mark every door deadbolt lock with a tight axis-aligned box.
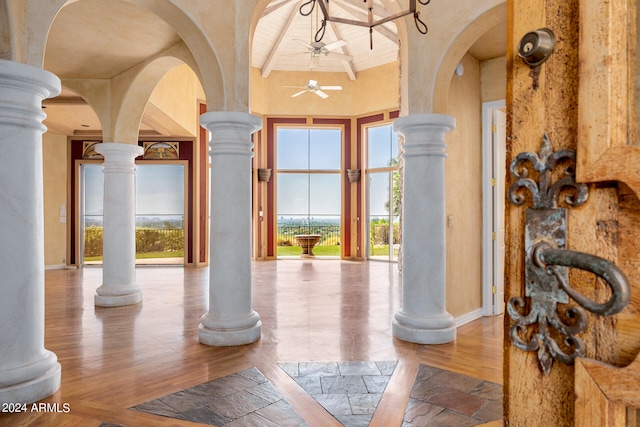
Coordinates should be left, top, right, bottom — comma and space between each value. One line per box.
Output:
518, 28, 555, 67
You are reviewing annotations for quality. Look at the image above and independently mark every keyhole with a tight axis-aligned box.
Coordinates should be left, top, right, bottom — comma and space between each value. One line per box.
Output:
523, 42, 534, 53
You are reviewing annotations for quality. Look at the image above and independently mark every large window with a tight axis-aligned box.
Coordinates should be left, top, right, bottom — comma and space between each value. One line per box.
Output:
81, 162, 185, 264
366, 124, 399, 261
276, 127, 342, 257
135, 164, 185, 263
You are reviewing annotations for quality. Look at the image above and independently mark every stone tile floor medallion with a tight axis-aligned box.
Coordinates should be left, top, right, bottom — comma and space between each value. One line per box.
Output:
278, 361, 398, 427
130, 367, 308, 426
128, 362, 501, 427
402, 364, 503, 426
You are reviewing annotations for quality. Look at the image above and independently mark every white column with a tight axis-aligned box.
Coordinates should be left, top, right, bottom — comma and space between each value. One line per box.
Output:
392, 114, 457, 344
94, 143, 143, 307
0, 60, 61, 404
199, 111, 262, 346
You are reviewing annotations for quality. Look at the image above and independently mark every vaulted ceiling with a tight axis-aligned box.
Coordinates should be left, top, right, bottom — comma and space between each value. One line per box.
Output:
40, 0, 506, 137
252, 0, 506, 80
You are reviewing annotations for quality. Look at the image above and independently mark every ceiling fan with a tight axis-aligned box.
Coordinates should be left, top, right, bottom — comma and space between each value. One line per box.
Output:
293, 39, 352, 69
285, 79, 342, 99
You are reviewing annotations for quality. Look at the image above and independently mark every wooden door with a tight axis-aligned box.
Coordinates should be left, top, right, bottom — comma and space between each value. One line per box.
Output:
506, 0, 640, 425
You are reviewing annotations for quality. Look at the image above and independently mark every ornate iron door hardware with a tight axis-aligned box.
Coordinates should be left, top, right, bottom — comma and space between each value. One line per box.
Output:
507, 134, 631, 375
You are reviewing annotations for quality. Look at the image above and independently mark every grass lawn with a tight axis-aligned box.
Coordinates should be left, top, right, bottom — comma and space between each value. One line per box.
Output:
369, 245, 400, 257
84, 250, 184, 262
277, 245, 340, 257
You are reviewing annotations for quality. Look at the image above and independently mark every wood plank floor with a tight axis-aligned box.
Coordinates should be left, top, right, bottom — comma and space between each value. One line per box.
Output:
1, 260, 503, 427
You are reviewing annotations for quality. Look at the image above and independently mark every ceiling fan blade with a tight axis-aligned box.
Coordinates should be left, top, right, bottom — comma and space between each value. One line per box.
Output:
291, 90, 308, 98
327, 52, 353, 61
294, 39, 314, 50
318, 85, 342, 91
322, 40, 347, 51
315, 90, 329, 99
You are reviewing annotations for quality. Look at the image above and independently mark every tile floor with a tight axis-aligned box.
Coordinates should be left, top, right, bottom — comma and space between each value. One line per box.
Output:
127, 362, 502, 427
278, 361, 397, 427
402, 364, 503, 426
130, 367, 308, 426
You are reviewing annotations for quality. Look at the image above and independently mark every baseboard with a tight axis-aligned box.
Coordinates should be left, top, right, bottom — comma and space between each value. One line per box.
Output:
454, 308, 484, 327
45, 264, 78, 270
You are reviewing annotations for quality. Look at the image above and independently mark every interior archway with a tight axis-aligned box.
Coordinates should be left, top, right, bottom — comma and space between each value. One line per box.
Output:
433, 2, 506, 113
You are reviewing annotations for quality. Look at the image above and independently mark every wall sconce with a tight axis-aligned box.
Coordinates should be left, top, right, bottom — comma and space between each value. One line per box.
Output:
347, 169, 361, 183
258, 168, 272, 183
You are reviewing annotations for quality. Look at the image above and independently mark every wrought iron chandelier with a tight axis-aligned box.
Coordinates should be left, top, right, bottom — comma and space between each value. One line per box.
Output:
299, 0, 431, 49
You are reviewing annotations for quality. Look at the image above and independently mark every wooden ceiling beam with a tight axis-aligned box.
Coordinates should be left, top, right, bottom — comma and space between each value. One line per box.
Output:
261, 1, 302, 78
325, 21, 357, 80
263, 0, 294, 17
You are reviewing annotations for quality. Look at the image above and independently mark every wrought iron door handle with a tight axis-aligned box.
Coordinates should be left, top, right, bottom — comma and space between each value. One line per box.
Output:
533, 242, 630, 316
507, 134, 631, 374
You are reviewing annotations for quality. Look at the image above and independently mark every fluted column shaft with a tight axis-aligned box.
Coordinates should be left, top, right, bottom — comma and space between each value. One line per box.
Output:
94, 143, 143, 307
392, 114, 457, 344
0, 60, 61, 404
199, 111, 262, 346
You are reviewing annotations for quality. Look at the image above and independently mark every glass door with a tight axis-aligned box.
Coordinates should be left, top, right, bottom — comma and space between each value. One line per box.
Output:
80, 163, 104, 265
366, 124, 399, 261
276, 127, 342, 257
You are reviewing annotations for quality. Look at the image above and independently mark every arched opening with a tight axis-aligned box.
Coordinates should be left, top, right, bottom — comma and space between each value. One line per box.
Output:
249, 0, 406, 261
433, 4, 507, 320
41, 0, 211, 267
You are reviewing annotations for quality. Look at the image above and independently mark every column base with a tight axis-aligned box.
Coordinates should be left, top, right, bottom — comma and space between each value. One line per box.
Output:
392, 312, 456, 344
198, 321, 262, 346
95, 289, 142, 307
0, 362, 61, 405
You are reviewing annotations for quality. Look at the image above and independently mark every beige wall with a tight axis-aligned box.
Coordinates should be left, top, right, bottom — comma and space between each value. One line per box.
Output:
43, 133, 68, 267
251, 62, 399, 116
148, 64, 201, 136
480, 56, 506, 102
445, 52, 483, 318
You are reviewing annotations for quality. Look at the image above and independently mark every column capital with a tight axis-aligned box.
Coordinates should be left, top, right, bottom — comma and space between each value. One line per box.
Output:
394, 113, 456, 158
95, 142, 143, 160
95, 143, 143, 174
0, 60, 61, 132
393, 113, 456, 133
200, 112, 262, 157
200, 111, 262, 133
0, 60, 61, 99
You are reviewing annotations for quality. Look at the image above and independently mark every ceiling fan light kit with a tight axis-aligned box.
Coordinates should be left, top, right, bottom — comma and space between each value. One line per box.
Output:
299, 0, 431, 48
292, 39, 352, 69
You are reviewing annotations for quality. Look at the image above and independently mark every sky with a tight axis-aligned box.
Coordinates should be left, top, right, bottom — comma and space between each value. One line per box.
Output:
276, 125, 398, 219
82, 124, 397, 220
83, 164, 184, 216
